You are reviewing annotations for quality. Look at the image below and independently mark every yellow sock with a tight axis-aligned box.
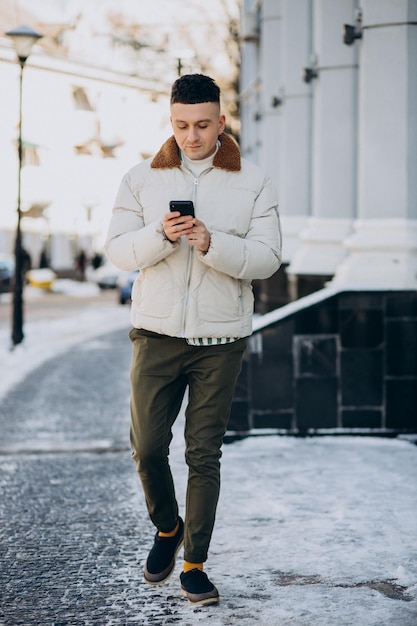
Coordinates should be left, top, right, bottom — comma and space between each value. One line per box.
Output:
158, 521, 179, 538
183, 561, 203, 573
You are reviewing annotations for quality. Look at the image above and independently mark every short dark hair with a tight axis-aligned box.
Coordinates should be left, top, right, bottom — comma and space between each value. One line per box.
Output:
170, 74, 220, 105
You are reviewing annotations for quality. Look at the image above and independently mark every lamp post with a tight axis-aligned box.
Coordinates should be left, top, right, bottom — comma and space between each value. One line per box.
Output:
176, 49, 195, 77
5, 25, 43, 347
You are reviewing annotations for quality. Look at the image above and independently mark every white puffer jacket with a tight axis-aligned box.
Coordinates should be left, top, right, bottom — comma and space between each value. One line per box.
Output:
105, 133, 282, 339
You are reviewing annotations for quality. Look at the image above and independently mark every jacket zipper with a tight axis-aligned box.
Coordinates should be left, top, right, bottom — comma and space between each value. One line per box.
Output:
181, 176, 198, 337
180, 169, 212, 338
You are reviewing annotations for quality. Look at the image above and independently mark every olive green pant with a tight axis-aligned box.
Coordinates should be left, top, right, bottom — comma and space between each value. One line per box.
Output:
129, 328, 247, 564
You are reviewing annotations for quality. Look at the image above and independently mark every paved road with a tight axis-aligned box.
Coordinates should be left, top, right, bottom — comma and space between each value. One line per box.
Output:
0, 307, 221, 625
0, 327, 161, 625
0, 288, 177, 624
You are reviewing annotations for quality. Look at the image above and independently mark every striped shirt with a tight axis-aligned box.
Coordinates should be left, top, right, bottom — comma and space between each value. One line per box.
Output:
186, 337, 238, 346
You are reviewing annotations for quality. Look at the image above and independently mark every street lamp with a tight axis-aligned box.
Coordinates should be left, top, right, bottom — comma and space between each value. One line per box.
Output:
175, 49, 195, 77
5, 25, 43, 347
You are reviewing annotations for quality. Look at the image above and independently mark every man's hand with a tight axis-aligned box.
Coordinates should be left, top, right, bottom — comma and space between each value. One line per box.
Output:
186, 218, 211, 253
163, 213, 210, 253
163, 211, 194, 242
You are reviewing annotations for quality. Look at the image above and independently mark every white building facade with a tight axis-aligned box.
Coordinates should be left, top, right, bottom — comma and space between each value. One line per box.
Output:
240, 0, 417, 300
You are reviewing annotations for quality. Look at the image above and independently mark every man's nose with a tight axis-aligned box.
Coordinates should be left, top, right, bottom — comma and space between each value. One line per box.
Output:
187, 127, 198, 141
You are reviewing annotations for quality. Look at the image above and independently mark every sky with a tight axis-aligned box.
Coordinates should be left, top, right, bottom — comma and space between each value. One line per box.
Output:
0, 280, 417, 624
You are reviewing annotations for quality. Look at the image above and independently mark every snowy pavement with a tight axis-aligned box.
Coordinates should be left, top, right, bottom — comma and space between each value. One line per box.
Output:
0, 281, 131, 402
0, 282, 416, 625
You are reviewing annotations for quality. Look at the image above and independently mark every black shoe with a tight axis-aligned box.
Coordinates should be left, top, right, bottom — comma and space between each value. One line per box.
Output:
144, 517, 184, 585
180, 569, 219, 606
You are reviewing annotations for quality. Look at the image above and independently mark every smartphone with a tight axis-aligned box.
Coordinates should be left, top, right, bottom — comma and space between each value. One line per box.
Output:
169, 200, 195, 218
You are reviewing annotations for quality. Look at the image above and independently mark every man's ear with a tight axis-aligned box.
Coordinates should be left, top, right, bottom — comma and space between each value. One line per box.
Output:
218, 114, 226, 134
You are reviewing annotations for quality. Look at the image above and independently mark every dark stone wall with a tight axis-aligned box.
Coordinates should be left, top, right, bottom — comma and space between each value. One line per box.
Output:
228, 291, 417, 435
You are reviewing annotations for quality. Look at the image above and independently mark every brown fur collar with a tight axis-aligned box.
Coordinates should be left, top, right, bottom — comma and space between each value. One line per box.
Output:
150, 132, 241, 171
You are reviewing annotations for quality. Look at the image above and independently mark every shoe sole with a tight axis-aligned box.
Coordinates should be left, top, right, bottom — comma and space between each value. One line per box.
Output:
180, 588, 220, 606
143, 537, 184, 586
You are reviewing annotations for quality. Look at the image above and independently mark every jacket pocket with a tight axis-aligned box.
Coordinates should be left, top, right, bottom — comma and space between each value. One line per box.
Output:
133, 263, 175, 318
196, 271, 242, 322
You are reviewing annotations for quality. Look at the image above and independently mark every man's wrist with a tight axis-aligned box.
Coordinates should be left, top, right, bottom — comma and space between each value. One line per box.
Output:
199, 234, 211, 254
161, 225, 175, 244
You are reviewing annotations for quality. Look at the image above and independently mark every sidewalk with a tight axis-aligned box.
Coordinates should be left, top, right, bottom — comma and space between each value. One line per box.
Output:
0, 287, 416, 625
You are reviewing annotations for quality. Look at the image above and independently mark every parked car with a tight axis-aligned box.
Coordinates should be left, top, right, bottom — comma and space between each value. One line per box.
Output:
0, 254, 15, 293
117, 270, 139, 305
89, 261, 121, 290
26, 268, 57, 290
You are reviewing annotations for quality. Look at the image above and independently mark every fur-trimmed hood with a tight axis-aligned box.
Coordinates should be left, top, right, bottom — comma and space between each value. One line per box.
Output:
151, 132, 241, 172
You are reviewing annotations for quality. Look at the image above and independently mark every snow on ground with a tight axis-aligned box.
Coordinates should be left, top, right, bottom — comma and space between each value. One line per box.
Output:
202, 435, 417, 625
1, 281, 417, 624
0, 280, 130, 401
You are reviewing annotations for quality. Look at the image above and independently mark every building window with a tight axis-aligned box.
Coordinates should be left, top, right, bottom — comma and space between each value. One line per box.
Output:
22, 142, 40, 167
72, 86, 94, 111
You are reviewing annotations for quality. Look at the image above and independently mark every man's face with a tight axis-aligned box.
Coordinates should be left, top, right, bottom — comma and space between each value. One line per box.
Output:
170, 101, 226, 161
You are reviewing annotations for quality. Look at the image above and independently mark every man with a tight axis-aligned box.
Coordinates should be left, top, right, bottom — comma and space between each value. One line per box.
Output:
105, 74, 281, 606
